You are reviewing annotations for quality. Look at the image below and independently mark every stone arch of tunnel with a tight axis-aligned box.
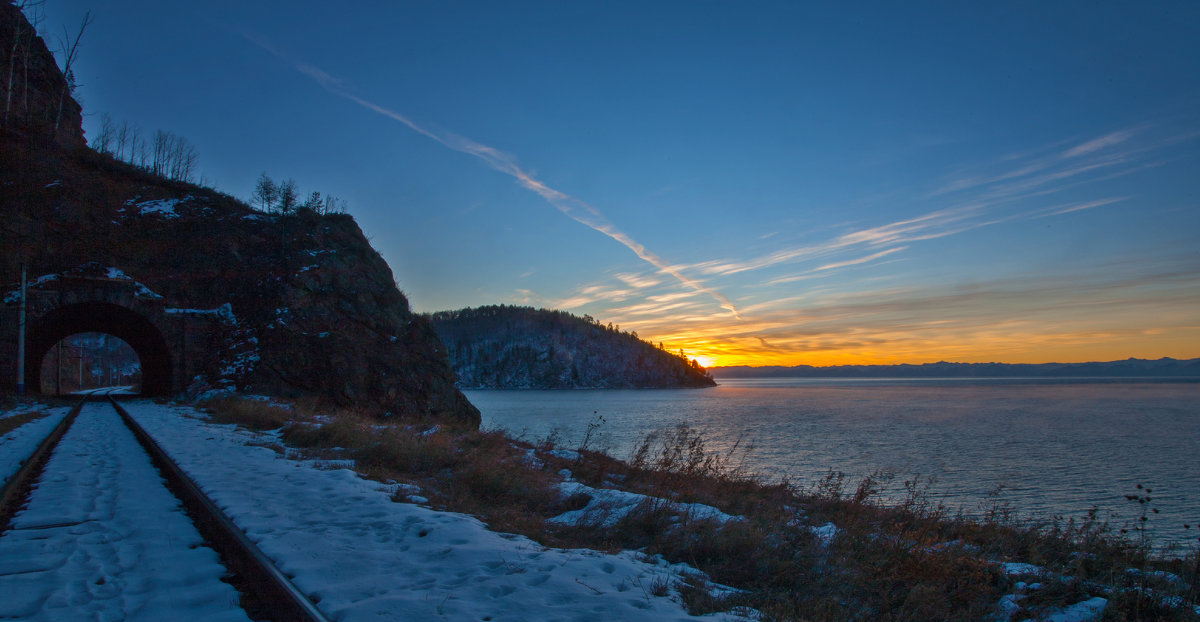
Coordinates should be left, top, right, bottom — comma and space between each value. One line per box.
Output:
26, 301, 173, 395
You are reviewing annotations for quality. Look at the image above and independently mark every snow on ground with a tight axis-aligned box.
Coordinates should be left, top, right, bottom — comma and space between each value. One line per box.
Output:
0, 404, 68, 489
72, 386, 138, 396
1036, 597, 1108, 622
1003, 562, 1048, 577
0, 403, 248, 621
2, 274, 58, 304
808, 522, 840, 547
549, 476, 742, 527
123, 196, 191, 219
0, 401, 62, 421
124, 401, 741, 621
103, 267, 164, 299
165, 303, 238, 326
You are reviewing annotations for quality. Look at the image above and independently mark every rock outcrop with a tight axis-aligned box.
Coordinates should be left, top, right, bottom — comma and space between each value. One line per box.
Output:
0, 2, 85, 148
0, 5, 478, 426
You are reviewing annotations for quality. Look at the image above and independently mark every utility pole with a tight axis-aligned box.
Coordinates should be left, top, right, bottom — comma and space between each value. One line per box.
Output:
16, 264, 26, 395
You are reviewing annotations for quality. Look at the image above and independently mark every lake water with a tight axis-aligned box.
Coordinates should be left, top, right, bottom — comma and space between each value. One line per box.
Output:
467, 378, 1200, 550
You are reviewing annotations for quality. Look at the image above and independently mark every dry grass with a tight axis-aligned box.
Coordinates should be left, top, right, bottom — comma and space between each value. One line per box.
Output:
198, 395, 295, 430
201, 394, 565, 538
198, 395, 1200, 621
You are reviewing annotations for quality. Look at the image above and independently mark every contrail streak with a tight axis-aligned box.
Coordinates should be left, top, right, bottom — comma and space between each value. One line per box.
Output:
244, 32, 740, 317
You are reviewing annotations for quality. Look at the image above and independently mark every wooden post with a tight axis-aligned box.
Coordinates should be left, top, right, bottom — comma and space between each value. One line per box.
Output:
16, 264, 26, 395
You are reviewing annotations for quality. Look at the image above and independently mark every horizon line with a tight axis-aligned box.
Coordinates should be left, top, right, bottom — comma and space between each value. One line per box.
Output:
707, 356, 1200, 369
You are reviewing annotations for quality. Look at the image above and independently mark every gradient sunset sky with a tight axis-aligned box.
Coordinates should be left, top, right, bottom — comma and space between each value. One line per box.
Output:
40, 1, 1200, 367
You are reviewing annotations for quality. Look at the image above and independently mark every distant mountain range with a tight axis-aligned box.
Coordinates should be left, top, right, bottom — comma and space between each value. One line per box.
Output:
710, 357, 1200, 379
427, 306, 716, 389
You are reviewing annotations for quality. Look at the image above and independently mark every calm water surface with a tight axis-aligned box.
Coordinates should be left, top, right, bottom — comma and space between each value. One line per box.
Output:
467, 378, 1200, 549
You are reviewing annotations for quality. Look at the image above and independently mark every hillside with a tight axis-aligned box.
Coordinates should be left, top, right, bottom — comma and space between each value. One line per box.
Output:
0, 4, 478, 425
427, 306, 716, 389
711, 357, 1200, 379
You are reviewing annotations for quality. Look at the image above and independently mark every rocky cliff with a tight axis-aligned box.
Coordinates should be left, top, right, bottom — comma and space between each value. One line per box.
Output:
0, 5, 478, 425
0, 2, 84, 148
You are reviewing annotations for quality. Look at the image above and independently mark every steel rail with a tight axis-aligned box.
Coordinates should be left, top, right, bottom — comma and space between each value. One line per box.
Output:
108, 396, 329, 622
0, 396, 88, 533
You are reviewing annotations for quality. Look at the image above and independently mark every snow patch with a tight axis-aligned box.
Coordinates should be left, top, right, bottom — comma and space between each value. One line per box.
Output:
103, 267, 164, 299
1039, 597, 1107, 622
125, 195, 192, 219
809, 522, 841, 547
547, 448, 581, 461
0, 405, 69, 488
165, 303, 238, 326
549, 480, 742, 527
2, 274, 58, 304
1003, 562, 1048, 577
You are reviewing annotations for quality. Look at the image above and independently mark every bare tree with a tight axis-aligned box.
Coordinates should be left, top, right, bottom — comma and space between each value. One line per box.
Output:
168, 135, 198, 182
90, 112, 114, 154
277, 178, 298, 213
151, 129, 169, 176
115, 120, 131, 160
123, 124, 144, 167
54, 10, 93, 137
134, 135, 148, 169
323, 194, 347, 214
252, 173, 278, 211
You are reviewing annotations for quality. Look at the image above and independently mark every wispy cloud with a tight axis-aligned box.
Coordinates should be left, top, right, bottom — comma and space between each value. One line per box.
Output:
242, 31, 740, 317
814, 246, 908, 272
1029, 197, 1126, 219
684, 205, 983, 278
1061, 129, 1135, 158
676, 123, 1185, 285
614, 272, 662, 289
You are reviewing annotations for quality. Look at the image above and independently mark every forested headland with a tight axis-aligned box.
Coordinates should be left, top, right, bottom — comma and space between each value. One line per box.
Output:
427, 306, 715, 389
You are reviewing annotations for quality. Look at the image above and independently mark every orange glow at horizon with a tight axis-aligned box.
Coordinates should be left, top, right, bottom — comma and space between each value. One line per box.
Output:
664, 328, 1200, 369
612, 266, 1200, 369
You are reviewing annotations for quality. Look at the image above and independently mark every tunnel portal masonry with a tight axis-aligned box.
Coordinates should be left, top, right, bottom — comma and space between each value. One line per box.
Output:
2, 264, 233, 396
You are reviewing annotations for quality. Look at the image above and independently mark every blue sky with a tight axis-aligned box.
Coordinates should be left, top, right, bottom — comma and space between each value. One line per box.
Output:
40, 1, 1200, 365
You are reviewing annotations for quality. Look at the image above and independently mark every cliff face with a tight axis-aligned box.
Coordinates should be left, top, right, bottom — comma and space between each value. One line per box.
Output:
0, 2, 85, 148
429, 306, 716, 389
0, 5, 478, 425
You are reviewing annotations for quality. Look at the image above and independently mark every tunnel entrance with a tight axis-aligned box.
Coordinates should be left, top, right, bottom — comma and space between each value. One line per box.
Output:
27, 302, 172, 396
39, 332, 143, 395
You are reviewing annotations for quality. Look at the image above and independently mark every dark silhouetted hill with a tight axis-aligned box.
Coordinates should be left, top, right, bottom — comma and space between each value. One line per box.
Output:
428, 306, 716, 389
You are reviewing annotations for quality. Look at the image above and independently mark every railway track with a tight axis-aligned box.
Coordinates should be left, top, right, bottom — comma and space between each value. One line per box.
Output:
0, 395, 327, 622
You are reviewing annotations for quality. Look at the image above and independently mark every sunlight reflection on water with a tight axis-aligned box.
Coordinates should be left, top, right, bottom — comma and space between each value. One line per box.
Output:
468, 378, 1200, 549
